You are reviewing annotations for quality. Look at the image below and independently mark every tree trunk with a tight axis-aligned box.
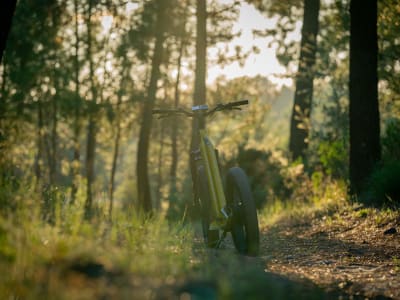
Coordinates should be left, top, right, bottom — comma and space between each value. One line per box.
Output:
0, 0, 17, 63
35, 100, 44, 186
49, 91, 58, 185
108, 95, 122, 220
170, 3, 187, 199
188, 0, 207, 221
156, 124, 165, 211
289, 0, 320, 161
136, 0, 167, 214
70, 0, 81, 204
84, 0, 98, 219
191, 0, 207, 151
349, 0, 380, 194
85, 115, 96, 219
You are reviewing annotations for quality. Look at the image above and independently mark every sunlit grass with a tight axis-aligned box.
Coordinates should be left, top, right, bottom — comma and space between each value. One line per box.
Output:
259, 176, 348, 227
0, 190, 196, 299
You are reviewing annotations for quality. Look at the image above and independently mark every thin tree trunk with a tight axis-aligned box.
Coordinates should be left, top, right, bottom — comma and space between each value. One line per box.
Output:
191, 0, 207, 151
156, 125, 165, 211
108, 96, 122, 220
170, 4, 187, 199
1, 61, 7, 116
0, 61, 8, 149
349, 0, 380, 194
49, 93, 58, 185
84, 0, 98, 219
35, 100, 44, 186
289, 0, 320, 161
136, 0, 167, 214
70, 0, 81, 204
188, 0, 207, 221
85, 115, 96, 218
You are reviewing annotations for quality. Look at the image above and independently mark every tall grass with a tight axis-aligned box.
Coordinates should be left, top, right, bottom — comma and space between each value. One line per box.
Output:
259, 169, 348, 227
0, 185, 196, 299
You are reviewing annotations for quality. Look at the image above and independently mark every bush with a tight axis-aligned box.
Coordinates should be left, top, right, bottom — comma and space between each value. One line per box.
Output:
317, 140, 348, 178
360, 118, 400, 207
226, 148, 288, 208
382, 118, 400, 162
363, 161, 400, 207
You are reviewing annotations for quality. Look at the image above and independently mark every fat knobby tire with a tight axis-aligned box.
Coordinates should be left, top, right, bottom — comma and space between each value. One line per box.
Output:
226, 167, 260, 256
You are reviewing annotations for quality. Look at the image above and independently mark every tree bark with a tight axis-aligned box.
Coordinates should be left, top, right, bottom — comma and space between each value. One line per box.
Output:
156, 124, 165, 211
188, 0, 207, 221
136, 0, 167, 214
108, 94, 122, 220
84, 0, 98, 219
289, 0, 320, 161
85, 115, 96, 219
191, 0, 207, 151
170, 3, 188, 199
0, 0, 17, 63
170, 50, 183, 197
49, 93, 58, 185
349, 0, 380, 194
35, 100, 44, 186
70, 0, 81, 204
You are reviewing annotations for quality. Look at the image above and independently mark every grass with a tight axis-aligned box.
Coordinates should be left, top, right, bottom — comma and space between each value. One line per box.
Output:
0, 192, 196, 299
1, 173, 399, 299
259, 177, 348, 227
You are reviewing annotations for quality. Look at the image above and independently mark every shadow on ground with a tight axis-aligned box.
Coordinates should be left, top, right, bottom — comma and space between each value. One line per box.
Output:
159, 248, 391, 300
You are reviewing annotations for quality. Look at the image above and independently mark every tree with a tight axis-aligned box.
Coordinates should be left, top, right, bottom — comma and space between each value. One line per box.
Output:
0, 0, 17, 63
169, 1, 188, 202
190, 0, 207, 151
136, 0, 169, 214
289, 0, 320, 161
349, 0, 380, 194
70, 0, 82, 203
84, 0, 99, 219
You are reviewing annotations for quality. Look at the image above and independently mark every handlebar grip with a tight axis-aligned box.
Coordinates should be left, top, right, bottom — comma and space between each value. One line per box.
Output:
227, 100, 249, 107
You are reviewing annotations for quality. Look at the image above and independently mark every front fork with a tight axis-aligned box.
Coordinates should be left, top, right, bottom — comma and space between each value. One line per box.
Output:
190, 144, 231, 231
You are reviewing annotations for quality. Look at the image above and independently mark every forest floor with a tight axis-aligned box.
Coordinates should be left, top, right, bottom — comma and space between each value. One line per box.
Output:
163, 201, 400, 299
260, 203, 400, 299
2, 199, 399, 299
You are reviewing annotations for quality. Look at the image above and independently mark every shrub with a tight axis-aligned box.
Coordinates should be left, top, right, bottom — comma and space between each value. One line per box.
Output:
363, 161, 400, 207
360, 118, 400, 207
226, 148, 289, 208
382, 118, 400, 162
317, 140, 348, 178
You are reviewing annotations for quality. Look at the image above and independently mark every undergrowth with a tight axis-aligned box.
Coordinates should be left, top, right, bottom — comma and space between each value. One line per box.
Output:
0, 187, 195, 300
259, 166, 348, 227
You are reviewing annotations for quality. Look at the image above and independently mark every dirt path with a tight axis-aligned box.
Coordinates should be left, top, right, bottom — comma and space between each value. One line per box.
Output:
172, 205, 399, 299
260, 206, 400, 299
42, 207, 399, 299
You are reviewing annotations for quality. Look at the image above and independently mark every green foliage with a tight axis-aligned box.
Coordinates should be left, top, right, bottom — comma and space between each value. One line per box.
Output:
317, 140, 347, 178
382, 118, 400, 162
378, 0, 400, 97
361, 119, 400, 207
260, 172, 347, 226
230, 147, 288, 208
229, 145, 348, 212
356, 208, 369, 218
363, 161, 400, 207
